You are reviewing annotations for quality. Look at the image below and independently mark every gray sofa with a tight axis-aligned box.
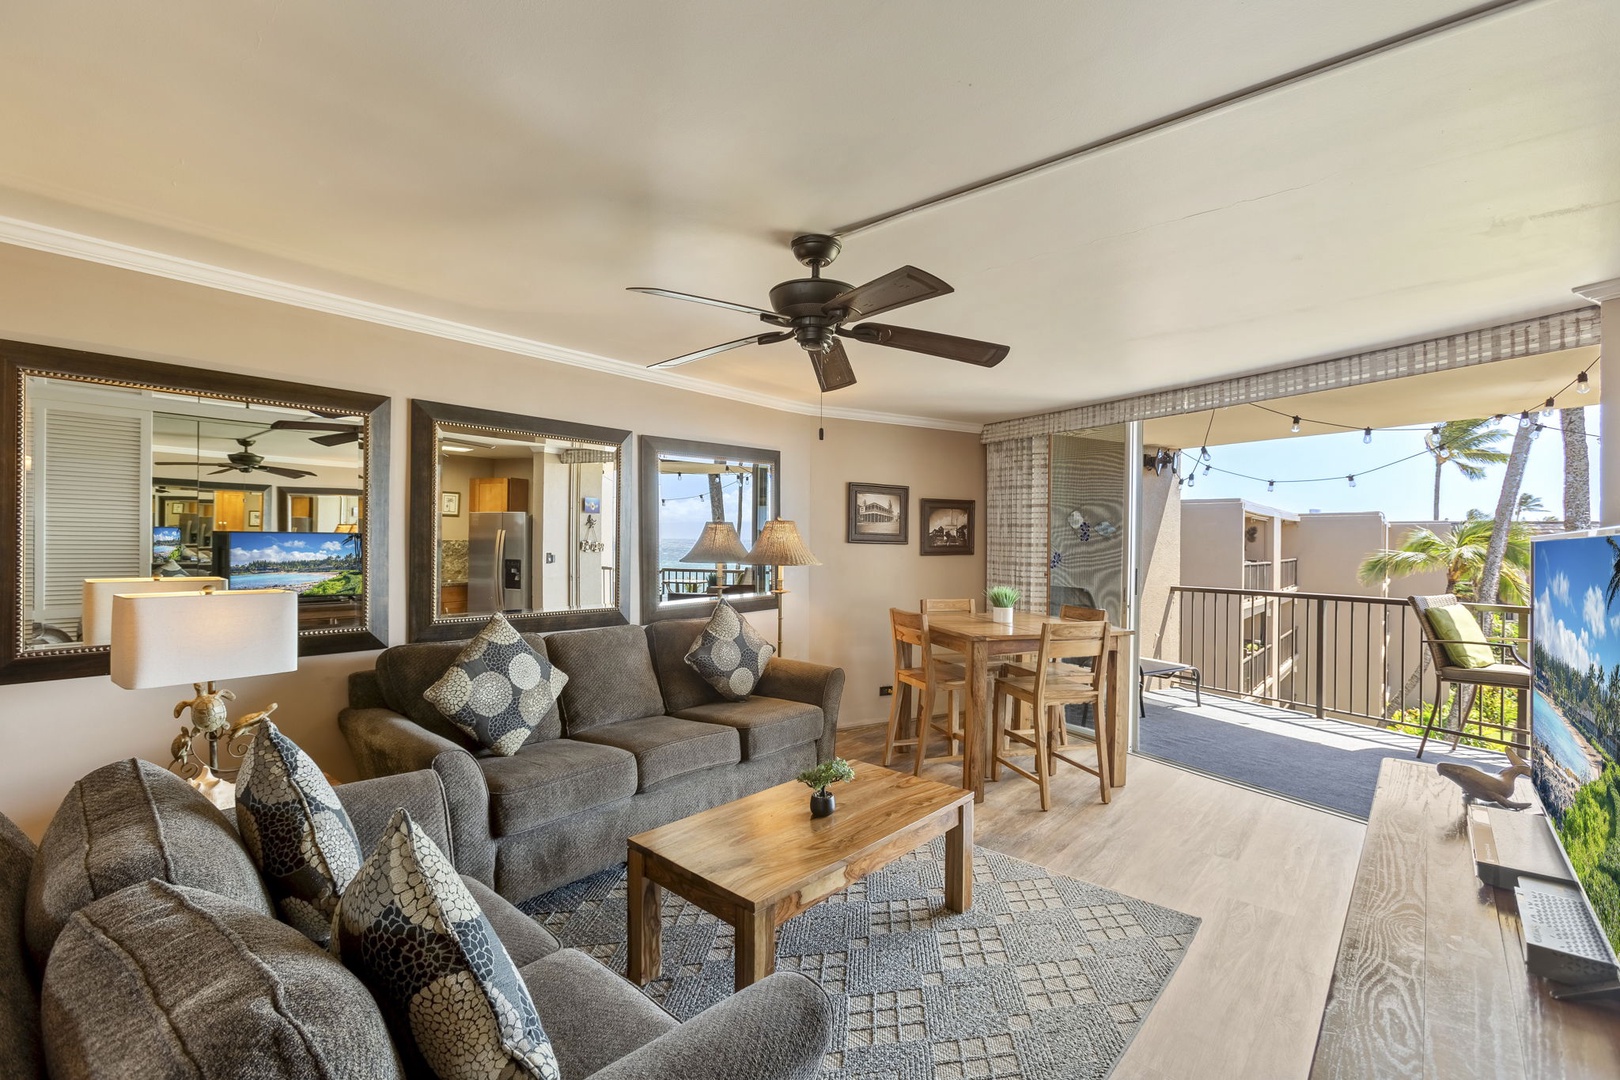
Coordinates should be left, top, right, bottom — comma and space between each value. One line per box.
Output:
1, 758, 835, 1080
340, 620, 846, 900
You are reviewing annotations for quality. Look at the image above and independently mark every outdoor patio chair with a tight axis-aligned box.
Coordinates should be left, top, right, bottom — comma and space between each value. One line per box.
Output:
1408, 593, 1531, 759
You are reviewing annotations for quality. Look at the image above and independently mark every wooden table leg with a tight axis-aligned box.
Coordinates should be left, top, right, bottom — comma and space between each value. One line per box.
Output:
627, 850, 660, 985
734, 905, 776, 990
962, 639, 989, 802
1108, 637, 1129, 787
944, 800, 973, 912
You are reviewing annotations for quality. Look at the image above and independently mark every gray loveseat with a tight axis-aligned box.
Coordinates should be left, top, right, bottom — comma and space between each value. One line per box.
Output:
340, 620, 846, 900
1, 758, 835, 1079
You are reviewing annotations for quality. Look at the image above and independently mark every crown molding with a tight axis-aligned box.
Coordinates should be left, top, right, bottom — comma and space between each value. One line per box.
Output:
1574, 277, 1620, 304
0, 216, 983, 435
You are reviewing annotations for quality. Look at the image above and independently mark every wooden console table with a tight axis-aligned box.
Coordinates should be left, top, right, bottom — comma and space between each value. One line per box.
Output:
1310, 758, 1620, 1078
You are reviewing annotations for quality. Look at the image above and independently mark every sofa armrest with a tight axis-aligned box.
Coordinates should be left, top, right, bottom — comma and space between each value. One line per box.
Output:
582, 970, 833, 1080
334, 769, 455, 860
338, 707, 497, 886
757, 659, 845, 763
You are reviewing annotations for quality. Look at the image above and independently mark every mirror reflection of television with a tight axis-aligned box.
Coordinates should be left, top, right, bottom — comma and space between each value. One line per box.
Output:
212, 531, 362, 602
1528, 530, 1620, 959
152, 526, 182, 563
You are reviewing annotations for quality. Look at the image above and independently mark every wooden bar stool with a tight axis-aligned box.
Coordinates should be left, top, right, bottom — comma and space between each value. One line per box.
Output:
884, 608, 967, 775
991, 620, 1112, 810
919, 597, 974, 665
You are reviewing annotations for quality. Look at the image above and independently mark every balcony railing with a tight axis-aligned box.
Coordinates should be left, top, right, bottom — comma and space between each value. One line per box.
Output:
1170, 584, 1529, 740
1280, 558, 1299, 589
1242, 560, 1271, 591
658, 565, 766, 600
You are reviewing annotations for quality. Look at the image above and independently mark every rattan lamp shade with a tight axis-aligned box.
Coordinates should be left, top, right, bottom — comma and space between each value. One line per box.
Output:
747, 519, 820, 566
82, 577, 228, 647
680, 522, 752, 564
110, 589, 298, 689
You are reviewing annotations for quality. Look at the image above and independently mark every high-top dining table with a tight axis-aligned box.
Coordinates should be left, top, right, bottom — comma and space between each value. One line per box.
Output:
921, 610, 1135, 802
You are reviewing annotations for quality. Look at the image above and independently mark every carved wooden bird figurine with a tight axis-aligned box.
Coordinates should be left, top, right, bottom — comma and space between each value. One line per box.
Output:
1437, 746, 1531, 810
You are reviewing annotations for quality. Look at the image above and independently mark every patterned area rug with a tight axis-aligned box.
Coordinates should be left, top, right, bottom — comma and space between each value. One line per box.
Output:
520, 840, 1198, 1080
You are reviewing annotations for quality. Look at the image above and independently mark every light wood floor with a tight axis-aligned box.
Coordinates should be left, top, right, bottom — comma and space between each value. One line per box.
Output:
837, 723, 1368, 1080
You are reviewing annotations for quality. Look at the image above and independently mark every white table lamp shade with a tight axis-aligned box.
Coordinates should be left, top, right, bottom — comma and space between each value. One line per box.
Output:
110, 589, 298, 689
82, 577, 228, 647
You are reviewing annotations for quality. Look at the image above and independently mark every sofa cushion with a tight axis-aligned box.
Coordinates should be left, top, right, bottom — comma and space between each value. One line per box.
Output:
0, 812, 42, 1080
425, 613, 570, 755
236, 720, 364, 947
572, 716, 741, 792
24, 759, 273, 971
334, 809, 559, 1080
685, 599, 775, 702
645, 618, 724, 713
481, 738, 638, 837
545, 624, 666, 734
41, 880, 400, 1080
375, 633, 561, 748
672, 697, 825, 760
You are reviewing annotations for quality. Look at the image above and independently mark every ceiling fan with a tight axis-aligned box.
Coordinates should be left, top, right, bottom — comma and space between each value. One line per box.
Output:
257, 417, 363, 447
628, 234, 1009, 392
155, 437, 318, 479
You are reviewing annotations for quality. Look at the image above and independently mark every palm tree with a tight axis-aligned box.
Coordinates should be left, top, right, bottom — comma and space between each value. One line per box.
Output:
1515, 492, 1545, 519
1603, 536, 1620, 610
1563, 406, 1592, 529
1477, 420, 1534, 606
1423, 419, 1509, 519
1358, 517, 1532, 604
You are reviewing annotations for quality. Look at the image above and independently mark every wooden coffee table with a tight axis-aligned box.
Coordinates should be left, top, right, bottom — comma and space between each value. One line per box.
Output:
626, 760, 973, 991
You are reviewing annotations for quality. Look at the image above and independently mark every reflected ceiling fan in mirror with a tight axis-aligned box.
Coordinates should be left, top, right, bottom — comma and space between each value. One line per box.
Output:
155, 437, 318, 479
258, 417, 363, 447
628, 234, 1009, 392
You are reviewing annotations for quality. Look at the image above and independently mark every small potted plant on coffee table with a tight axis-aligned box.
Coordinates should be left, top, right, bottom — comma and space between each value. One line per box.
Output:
797, 758, 855, 817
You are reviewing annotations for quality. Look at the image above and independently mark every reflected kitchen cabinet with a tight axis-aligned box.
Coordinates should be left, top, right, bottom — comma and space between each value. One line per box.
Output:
470, 476, 529, 513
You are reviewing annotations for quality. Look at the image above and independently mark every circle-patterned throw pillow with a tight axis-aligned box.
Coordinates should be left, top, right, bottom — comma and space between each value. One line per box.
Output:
332, 809, 560, 1080
684, 599, 776, 702
424, 613, 568, 756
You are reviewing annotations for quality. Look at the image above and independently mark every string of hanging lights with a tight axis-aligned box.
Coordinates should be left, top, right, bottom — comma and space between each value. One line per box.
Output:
1177, 358, 1599, 492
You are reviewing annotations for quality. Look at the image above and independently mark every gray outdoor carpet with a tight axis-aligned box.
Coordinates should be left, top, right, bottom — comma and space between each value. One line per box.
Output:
521, 839, 1199, 1080
1137, 688, 1502, 819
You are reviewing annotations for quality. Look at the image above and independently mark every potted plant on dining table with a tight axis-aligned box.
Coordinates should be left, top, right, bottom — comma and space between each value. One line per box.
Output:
986, 585, 1020, 624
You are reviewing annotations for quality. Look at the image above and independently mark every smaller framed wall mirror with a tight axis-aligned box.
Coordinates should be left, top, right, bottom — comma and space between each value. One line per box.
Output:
409, 400, 630, 641
639, 436, 781, 621
1, 338, 390, 684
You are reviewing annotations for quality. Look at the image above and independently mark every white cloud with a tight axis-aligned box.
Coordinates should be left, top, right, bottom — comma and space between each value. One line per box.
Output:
1538, 587, 1596, 671
1584, 585, 1608, 639
1550, 570, 1572, 606
231, 543, 327, 565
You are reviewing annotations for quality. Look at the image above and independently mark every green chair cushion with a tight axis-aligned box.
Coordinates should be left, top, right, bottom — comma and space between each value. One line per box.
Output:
1426, 604, 1496, 669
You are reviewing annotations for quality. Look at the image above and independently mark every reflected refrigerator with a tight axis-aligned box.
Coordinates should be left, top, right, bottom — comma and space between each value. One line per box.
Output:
468, 511, 532, 613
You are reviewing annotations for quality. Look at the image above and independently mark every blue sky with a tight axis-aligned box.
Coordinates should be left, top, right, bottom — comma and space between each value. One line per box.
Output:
1184, 406, 1600, 521
1533, 533, 1620, 675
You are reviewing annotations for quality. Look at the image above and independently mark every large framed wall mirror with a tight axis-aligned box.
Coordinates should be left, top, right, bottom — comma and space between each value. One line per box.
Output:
1, 338, 390, 683
408, 400, 630, 641
639, 436, 780, 621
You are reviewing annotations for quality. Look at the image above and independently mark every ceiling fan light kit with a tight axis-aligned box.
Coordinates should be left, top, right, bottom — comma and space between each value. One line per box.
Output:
629, 233, 1009, 393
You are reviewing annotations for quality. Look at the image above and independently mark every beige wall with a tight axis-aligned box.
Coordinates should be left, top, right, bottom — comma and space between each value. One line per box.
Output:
0, 244, 984, 837
1138, 456, 1181, 661
1180, 500, 1244, 588
1290, 513, 1389, 597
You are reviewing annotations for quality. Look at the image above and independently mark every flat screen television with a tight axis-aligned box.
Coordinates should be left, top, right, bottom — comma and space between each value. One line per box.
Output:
212, 530, 362, 600
152, 526, 182, 563
1528, 530, 1620, 958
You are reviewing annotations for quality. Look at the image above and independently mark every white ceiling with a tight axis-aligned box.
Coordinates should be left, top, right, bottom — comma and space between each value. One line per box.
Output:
0, 0, 1616, 426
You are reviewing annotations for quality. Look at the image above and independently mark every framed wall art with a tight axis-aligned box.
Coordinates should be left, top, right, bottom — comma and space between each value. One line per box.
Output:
919, 499, 975, 555
846, 482, 908, 544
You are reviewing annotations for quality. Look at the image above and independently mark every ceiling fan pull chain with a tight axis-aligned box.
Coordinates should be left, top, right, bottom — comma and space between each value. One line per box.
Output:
819, 392, 825, 441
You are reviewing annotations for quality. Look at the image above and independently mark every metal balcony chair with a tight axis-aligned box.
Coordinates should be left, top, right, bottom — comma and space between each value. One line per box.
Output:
1408, 593, 1531, 759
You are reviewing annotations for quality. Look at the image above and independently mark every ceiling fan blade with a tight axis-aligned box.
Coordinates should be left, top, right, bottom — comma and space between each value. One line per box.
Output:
628, 287, 791, 326
268, 420, 359, 434
207, 467, 237, 475
809, 338, 857, 393
649, 331, 792, 370
841, 323, 1009, 367
824, 266, 952, 322
310, 430, 362, 446
154, 461, 214, 467
258, 466, 318, 479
